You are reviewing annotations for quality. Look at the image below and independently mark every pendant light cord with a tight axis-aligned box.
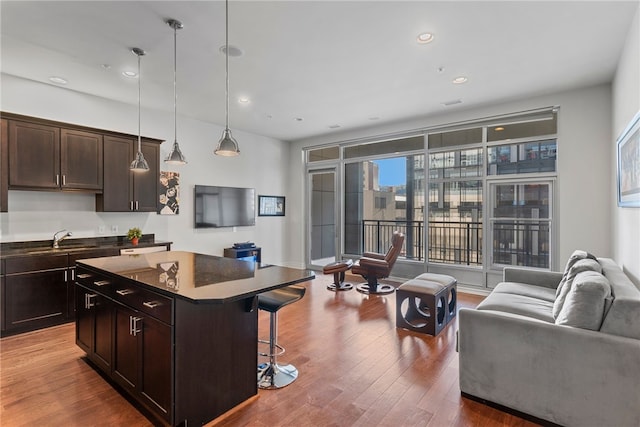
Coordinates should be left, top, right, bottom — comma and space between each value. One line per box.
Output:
225, 0, 229, 131
137, 52, 142, 151
173, 23, 178, 143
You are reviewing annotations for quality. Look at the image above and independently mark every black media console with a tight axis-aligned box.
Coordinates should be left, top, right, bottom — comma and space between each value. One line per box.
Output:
224, 246, 261, 263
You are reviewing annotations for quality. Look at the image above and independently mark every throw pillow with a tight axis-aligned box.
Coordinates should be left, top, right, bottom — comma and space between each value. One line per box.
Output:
555, 250, 597, 298
555, 270, 612, 331
553, 258, 601, 319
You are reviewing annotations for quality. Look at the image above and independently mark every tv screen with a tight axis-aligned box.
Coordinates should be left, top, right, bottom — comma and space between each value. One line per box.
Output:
194, 185, 255, 228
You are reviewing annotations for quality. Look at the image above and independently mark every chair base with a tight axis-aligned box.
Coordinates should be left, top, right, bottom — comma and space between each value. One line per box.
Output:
257, 362, 299, 389
356, 282, 395, 295
323, 260, 354, 292
327, 282, 354, 291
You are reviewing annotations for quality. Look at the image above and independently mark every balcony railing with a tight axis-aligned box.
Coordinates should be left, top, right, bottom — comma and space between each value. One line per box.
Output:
362, 219, 549, 268
362, 219, 482, 265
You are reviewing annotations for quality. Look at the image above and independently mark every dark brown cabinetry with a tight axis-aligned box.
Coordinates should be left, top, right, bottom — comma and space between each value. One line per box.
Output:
1, 119, 8, 212
60, 128, 103, 190
76, 283, 113, 373
8, 120, 60, 189
96, 135, 159, 212
7, 120, 103, 191
75, 266, 172, 424
2, 254, 69, 334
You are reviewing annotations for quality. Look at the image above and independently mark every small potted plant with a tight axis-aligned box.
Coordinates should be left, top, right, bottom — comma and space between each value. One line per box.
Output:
127, 227, 142, 246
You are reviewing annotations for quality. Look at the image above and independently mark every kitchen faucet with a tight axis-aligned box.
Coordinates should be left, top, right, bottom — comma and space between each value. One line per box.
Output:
52, 229, 72, 248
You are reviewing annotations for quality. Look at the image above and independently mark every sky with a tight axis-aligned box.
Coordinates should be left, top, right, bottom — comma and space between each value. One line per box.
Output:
374, 158, 406, 186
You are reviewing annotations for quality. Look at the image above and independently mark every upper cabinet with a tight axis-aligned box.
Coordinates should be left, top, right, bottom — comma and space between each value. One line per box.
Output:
1, 119, 8, 212
96, 135, 159, 212
8, 118, 103, 191
60, 128, 103, 190
1, 113, 163, 212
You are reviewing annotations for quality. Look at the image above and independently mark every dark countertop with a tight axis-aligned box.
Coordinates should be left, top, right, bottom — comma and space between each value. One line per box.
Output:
76, 250, 315, 303
0, 235, 172, 259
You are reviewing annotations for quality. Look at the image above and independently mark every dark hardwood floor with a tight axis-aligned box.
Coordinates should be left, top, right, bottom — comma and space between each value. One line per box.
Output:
0, 273, 538, 426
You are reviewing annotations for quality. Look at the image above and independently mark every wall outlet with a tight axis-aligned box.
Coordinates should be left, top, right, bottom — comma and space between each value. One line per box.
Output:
111, 225, 118, 234
98, 225, 106, 234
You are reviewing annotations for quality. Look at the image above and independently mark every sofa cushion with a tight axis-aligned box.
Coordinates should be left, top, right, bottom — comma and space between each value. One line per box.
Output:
599, 258, 640, 340
555, 250, 597, 298
553, 258, 602, 319
477, 292, 554, 323
492, 282, 557, 303
555, 271, 612, 331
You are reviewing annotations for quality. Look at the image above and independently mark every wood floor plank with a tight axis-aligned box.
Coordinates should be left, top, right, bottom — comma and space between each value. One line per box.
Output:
1, 273, 538, 426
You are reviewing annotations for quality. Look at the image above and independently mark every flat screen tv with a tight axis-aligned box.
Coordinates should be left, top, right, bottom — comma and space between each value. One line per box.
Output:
194, 185, 255, 228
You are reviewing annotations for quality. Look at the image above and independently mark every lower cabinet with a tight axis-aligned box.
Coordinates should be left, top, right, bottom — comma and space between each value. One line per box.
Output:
76, 284, 113, 373
2, 254, 68, 334
75, 271, 172, 424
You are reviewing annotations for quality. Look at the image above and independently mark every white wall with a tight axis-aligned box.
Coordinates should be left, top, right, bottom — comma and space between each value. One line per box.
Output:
612, 7, 640, 285
288, 84, 614, 271
1, 74, 291, 265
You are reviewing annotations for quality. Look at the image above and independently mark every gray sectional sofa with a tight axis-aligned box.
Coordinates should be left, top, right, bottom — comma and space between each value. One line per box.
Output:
458, 251, 640, 427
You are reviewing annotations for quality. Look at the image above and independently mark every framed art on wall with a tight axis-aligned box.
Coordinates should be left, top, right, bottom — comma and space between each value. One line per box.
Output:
258, 195, 285, 216
158, 171, 180, 214
617, 111, 640, 208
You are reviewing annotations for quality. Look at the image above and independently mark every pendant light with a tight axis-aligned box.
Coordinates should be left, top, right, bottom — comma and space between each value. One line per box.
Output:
165, 19, 187, 165
130, 47, 150, 171
214, 0, 240, 156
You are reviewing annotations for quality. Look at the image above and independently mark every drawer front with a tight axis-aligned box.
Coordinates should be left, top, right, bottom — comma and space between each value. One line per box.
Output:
113, 283, 172, 325
75, 267, 115, 297
6, 253, 68, 274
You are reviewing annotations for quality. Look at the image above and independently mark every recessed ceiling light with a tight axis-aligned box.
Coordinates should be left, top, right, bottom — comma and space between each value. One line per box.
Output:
122, 71, 137, 78
494, 126, 505, 131
295, 117, 304, 122
441, 99, 463, 106
452, 76, 468, 84
101, 64, 111, 70
48, 76, 68, 85
219, 45, 244, 57
368, 116, 380, 121
417, 32, 434, 44
328, 124, 341, 129
238, 97, 250, 104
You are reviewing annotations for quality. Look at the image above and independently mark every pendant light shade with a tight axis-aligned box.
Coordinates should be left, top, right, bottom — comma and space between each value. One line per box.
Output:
214, 0, 240, 156
130, 47, 149, 172
165, 18, 187, 165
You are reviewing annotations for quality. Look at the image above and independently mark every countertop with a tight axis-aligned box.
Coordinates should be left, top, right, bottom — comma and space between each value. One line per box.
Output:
76, 250, 315, 303
0, 235, 171, 259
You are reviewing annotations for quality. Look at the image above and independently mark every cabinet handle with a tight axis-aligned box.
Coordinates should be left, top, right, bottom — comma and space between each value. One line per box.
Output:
85, 293, 97, 309
77, 273, 91, 279
135, 201, 139, 211
130, 316, 143, 336
143, 301, 161, 309
71, 269, 75, 281
56, 174, 60, 186
116, 289, 134, 296
62, 175, 66, 186
94, 280, 110, 287
130, 201, 134, 211
64, 270, 68, 282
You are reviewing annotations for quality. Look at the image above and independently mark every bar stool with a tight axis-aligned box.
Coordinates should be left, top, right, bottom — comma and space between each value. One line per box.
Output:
257, 285, 306, 389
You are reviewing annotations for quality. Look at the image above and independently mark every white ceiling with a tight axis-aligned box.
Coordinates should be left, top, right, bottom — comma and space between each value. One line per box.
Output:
1, 1, 638, 142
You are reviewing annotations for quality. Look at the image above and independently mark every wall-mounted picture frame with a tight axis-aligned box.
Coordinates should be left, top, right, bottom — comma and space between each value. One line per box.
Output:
158, 171, 180, 214
617, 110, 640, 208
258, 195, 285, 216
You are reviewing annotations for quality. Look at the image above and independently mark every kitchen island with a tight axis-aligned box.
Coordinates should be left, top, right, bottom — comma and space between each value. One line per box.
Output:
75, 250, 314, 426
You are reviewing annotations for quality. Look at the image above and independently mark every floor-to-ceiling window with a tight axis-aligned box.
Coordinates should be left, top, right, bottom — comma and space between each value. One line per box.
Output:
303, 108, 558, 287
